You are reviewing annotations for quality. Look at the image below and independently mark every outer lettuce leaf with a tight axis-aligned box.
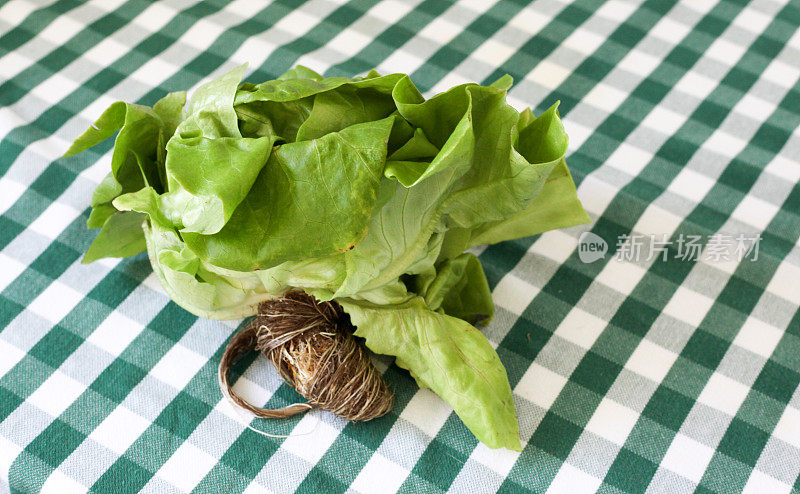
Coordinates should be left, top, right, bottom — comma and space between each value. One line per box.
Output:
339, 296, 521, 451
178, 64, 245, 139
83, 211, 146, 263
413, 253, 494, 326
162, 134, 275, 234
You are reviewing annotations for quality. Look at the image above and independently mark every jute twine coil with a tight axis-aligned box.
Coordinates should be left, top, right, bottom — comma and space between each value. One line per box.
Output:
218, 291, 394, 421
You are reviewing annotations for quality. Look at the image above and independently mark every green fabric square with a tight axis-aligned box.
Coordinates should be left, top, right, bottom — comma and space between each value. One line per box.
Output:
153, 391, 212, 440
753, 360, 800, 403
604, 448, 658, 493
91, 359, 148, 403
718, 418, 770, 466
28, 326, 83, 370
642, 386, 693, 431
92, 455, 153, 494
530, 413, 583, 459
25, 419, 84, 468
571, 351, 622, 396
410, 438, 468, 491
682, 330, 728, 370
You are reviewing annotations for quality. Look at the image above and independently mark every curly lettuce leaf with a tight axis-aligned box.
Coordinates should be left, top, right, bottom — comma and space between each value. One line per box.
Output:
181, 117, 394, 271
339, 296, 521, 451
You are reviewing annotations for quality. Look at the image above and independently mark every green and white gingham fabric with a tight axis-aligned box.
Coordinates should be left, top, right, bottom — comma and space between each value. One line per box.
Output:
1, 0, 799, 492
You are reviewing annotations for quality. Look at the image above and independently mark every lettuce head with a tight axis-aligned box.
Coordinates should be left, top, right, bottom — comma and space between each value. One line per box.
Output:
65, 65, 589, 451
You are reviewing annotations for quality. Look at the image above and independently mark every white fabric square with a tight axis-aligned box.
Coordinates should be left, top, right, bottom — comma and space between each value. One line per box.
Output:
472, 39, 516, 65
563, 28, 605, 55
732, 195, 780, 231
0, 435, 21, 490
732, 317, 783, 358
0, 177, 25, 215
765, 155, 800, 183
184, 21, 225, 50
547, 462, 602, 493
562, 118, 594, 150
516, 363, 567, 410
493, 273, 538, 316
705, 37, 746, 65
28, 371, 86, 417
420, 18, 463, 44
89, 406, 150, 455
642, 105, 686, 136
280, 416, 339, 464
733, 93, 776, 123
274, 10, 319, 32
583, 82, 628, 113
133, 2, 176, 32
87, 311, 144, 358
0, 253, 26, 294
663, 286, 714, 327
40, 469, 86, 494
762, 60, 800, 88
39, 15, 84, 45
34, 73, 80, 102
676, 71, 717, 100
470, 443, 520, 477
376, 50, 424, 75
526, 60, 571, 90
697, 372, 750, 416
651, 16, 691, 42
633, 204, 683, 238
742, 469, 793, 494
28, 201, 81, 240
625, 339, 679, 384
596, 0, 637, 21
400, 389, 452, 438
661, 433, 715, 483
132, 58, 178, 87
595, 260, 647, 297
0, 105, 27, 140
732, 8, 773, 34
0, 1, 37, 28
607, 142, 652, 176
156, 442, 217, 492
766, 262, 800, 305
509, 8, 549, 33
555, 307, 606, 350
0, 338, 25, 379
28, 281, 83, 325
370, 0, 413, 23
703, 130, 748, 158
150, 344, 208, 390
618, 50, 660, 77
351, 453, 409, 494
0, 51, 32, 82
585, 398, 639, 446
576, 175, 618, 216
667, 167, 716, 203
772, 406, 800, 449
531, 230, 578, 265
83, 37, 129, 66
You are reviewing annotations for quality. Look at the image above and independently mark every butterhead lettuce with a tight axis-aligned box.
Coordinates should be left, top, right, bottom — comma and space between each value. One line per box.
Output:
65, 65, 589, 451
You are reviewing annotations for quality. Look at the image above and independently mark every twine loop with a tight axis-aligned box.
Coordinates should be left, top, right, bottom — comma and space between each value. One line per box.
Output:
219, 291, 393, 421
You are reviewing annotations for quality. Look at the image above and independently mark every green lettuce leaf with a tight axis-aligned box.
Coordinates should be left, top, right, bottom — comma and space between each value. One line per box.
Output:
339, 296, 521, 451
181, 117, 394, 271
83, 211, 147, 264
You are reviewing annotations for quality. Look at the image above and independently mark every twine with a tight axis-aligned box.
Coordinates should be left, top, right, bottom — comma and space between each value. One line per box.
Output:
218, 291, 394, 422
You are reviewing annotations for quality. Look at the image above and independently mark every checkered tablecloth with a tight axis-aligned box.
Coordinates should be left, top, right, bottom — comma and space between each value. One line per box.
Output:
2, 0, 799, 492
